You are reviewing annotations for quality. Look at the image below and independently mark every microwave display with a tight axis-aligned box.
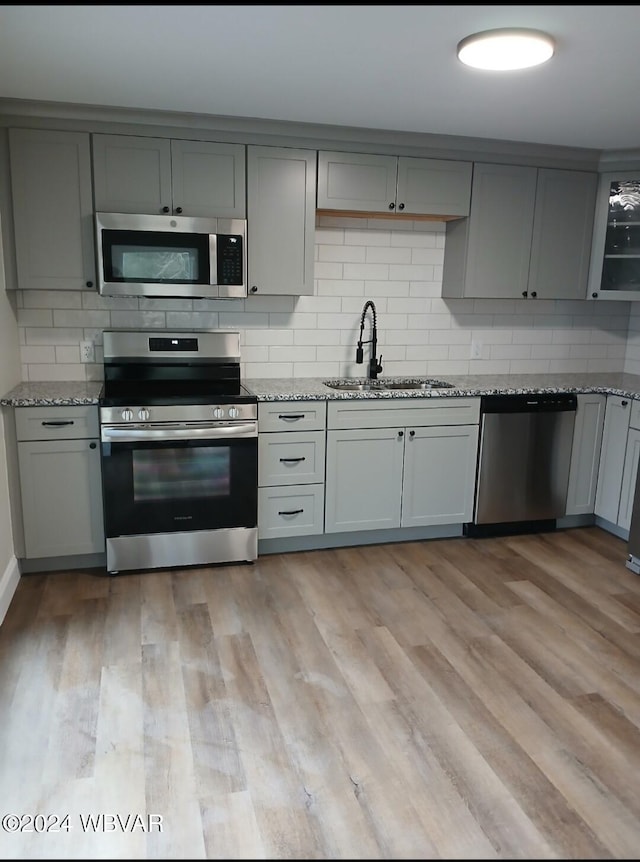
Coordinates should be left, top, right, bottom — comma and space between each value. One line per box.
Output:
95, 212, 247, 299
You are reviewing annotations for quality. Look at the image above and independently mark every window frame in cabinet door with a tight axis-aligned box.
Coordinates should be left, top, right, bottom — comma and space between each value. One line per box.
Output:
587, 171, 640, 301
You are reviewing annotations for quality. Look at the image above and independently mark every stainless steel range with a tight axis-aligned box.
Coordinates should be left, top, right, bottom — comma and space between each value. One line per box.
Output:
99, 329, 257, 574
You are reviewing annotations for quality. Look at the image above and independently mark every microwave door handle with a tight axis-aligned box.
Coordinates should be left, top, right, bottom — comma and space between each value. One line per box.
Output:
209, 233, 218, 287
101, 422, 257, 443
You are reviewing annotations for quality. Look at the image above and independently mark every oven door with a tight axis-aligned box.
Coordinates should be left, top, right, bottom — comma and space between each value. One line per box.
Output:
100, 421, 257, 539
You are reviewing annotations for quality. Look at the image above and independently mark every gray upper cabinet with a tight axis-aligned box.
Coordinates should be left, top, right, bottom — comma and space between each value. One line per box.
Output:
92, 134, 246, 217
587, 172, 640, 301
317, 151, 472, 217
528, 168, 597, 300
9, 128, 96, 291
442, 163, 597, 300
247, 145, 316, 296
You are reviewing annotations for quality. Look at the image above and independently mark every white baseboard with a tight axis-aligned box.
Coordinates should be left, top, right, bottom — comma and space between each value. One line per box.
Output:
0, 555, 20, 625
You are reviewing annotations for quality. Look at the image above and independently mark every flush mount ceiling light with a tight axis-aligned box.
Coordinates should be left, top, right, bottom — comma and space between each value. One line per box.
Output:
457, 28, 555, 71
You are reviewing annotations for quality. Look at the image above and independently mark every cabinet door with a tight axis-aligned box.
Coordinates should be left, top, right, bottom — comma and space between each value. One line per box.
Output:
618, 426, 640, 531
587, 172, 640, 301
316, 151, 398, 213
10, 129, 95, 290
401, 425, 478, 527
325, 428, 404, 532
443, 162, 537, 299
247, 146, 316, 295
18, 438, 104, 558
92, 133, 173, 214
594, 395, 632, 522
170, 140, 246, 218
565, 393, 606, 516
396, 157, 472, 217
528, 168, 597, 300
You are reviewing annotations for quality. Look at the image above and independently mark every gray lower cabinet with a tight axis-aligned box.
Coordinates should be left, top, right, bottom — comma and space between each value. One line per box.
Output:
247, 145, 316, 295
258, 401, 326, 539
618, 402, 640, 531
15, 405, 105, 559
316, 150, 472, 217
9, 128, 96, 290
442, 163, 597, 300
594, 394, 633, 525
324, 398, 480, 533
565, 393, 606, 516
92, 133, 246, 217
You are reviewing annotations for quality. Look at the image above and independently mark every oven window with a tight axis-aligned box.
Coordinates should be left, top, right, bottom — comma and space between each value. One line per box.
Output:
133, 447, 230, 502
101, 436, 257, 536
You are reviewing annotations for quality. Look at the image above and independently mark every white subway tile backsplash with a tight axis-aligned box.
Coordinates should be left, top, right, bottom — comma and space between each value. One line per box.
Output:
319, 244, 366, 263
14, 220, 637, 381
18, 308, 53, 327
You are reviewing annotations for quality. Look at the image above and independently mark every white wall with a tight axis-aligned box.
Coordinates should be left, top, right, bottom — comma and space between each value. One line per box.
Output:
15, 216, 631, 382
0, 212, 21, 621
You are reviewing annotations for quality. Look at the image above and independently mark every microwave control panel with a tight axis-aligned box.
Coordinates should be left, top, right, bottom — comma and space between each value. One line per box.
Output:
217, 235, 244, 285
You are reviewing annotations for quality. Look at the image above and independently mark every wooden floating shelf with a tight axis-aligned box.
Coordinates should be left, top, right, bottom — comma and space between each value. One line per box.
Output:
316, 208, 465, 222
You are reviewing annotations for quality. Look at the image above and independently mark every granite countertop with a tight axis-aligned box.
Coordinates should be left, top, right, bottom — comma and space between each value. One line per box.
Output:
0, 380, 103, 407
4, 372, 640, 407
245, 372, 640, 401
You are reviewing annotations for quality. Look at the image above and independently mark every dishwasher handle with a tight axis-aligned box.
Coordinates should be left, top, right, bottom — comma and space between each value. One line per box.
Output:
480, 393, 577, 414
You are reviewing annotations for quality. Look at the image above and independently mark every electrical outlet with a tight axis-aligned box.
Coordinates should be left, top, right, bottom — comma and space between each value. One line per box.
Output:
80, 340, 94, 363
470, 339, 483, 360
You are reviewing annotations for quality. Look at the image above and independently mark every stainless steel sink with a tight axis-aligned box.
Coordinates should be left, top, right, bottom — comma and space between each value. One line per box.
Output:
323, 378, 454, 391
380, 380, 454, 390
324, 381, 384, 391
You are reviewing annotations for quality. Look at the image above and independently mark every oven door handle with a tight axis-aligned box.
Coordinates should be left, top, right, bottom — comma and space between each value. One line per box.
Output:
101, 421, 257, 443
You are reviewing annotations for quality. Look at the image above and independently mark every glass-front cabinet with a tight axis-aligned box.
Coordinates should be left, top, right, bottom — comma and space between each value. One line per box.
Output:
588, 173, 640, 300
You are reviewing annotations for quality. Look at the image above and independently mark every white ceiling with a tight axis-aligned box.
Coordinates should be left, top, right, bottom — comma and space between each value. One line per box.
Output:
1, 4, 639, 153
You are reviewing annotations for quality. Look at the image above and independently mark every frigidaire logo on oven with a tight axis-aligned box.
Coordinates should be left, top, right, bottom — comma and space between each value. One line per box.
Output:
174, 515, 193, 521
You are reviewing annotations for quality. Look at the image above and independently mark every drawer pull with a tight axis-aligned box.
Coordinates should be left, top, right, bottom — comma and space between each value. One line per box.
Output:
279, 456, 306, 463
278, 508, 304, 516
41, 420, 74, 427
622, 400, 629, 407
279, 414, 305, 421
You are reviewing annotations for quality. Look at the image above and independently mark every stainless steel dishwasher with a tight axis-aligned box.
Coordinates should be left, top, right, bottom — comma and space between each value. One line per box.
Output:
466, 393, 577, 537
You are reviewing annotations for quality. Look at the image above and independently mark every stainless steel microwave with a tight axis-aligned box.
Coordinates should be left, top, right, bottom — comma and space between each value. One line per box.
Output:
95, 212, 247, 299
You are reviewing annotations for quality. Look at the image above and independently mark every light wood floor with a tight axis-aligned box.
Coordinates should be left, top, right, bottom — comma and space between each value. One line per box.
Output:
1, 526, 640, 859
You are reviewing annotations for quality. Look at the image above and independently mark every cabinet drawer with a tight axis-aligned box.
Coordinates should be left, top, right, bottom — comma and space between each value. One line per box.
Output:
258, 401, 326, 432
259, 430, 325, 486
630, 398, 640, 431
327, 397, 480, 430
258, 484, 324, 539
15, 405, 99, 440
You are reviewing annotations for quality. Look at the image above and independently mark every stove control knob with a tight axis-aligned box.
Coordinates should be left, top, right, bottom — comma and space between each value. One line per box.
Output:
138, 408, 150, 421
121, 408, 133, 422
212, 406, 224, 420
228, 406, 239, 419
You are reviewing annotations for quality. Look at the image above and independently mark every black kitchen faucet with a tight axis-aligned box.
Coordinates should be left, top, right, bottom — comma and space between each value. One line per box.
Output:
356, 299, 383, 379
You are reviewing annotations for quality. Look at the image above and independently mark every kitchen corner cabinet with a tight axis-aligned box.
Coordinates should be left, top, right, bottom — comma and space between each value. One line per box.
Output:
565, 393, 606, 516
258, 401, 326, 539
324, 398, 480, 533
442, 163, 597, 300
316, 151, 472, 218
247, 145, 316, 296
594, 396, 640, 533
9, 128, 96, 291
587, 173, 640, 301
92, 134, 246, 218
15, 405, 105, 559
